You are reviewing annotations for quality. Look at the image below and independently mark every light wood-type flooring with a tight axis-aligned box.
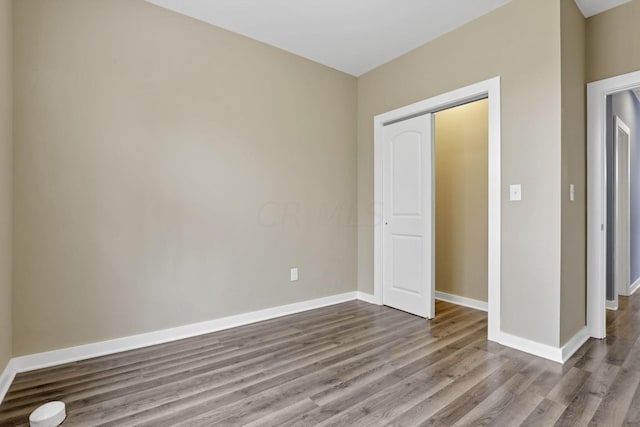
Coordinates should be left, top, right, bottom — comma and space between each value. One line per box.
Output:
1, 295, 640, 426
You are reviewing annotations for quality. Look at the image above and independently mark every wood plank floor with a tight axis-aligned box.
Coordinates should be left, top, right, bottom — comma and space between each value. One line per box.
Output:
1, 296, 639, 426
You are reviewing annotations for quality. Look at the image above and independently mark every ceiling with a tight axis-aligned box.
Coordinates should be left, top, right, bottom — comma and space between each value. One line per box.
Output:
573, 0, 631, 17
146, 0, 631, 77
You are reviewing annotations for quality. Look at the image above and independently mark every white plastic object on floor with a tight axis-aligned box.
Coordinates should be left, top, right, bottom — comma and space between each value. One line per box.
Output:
29, 401, 66, 427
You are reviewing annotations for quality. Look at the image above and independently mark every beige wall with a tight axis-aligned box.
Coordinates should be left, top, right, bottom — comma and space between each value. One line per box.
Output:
434, 100, 488, 302
6, 0, 598, 357
560, 0, 586, 346
12, 0, 357, 356
0, 0, 12, 370
586, 0, 640, 83
358, 0, 564, 346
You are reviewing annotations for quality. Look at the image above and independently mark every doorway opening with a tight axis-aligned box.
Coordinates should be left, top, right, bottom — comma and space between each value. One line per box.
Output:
604, 91, 640, 328
587, 70, 640, 339
433, 100, 489, 313
373, 77, 501, 343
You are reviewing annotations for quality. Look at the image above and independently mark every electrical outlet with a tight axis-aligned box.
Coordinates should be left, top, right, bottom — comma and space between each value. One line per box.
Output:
290, 268, 299, 282
570, 184, 575, 201
509, 184, 521, 201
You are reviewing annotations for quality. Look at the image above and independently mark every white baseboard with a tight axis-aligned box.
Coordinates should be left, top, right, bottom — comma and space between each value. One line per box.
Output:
494, 331, 563, 363
0, 288, 589, 404
494, 326, 590, 364
630, 277, 640, 296
0, 290, 380, 404
9, 291, 358, 377
435, 291, 488, 312
606, 299, 618, 310
561, 327, 590, 363
356, 291, 379, 305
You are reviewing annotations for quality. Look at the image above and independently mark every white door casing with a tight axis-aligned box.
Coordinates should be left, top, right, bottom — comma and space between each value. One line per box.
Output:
373, 76, 501, 344
382, 114, 434, 318
587, 69, 640, 339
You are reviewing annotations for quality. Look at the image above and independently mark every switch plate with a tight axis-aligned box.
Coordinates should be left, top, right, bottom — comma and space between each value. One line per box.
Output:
290, 268, 299, 281
509, 184, 522, 201
570, 184, 575, 201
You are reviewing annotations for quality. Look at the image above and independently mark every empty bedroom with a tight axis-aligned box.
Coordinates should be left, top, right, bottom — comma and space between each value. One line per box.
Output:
2, 0, 640, 425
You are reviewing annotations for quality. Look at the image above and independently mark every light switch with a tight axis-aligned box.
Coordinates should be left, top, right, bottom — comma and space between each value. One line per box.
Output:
509, 184, 522, 201
570, 184, 575, 201
290, 268, 299, 281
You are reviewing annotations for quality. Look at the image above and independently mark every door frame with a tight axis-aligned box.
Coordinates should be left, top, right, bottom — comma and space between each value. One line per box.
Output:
373, 76, 501, 342
614, 116, 631, 299
587, 69, 640, 339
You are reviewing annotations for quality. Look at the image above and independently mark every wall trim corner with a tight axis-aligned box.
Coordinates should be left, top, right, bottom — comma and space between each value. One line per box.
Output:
0, 360, 16, 405
561, 326, 590, 363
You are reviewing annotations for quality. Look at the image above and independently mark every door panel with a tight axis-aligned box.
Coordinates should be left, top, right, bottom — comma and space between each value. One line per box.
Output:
382, 114, 434, 318
392, 133, 423, 216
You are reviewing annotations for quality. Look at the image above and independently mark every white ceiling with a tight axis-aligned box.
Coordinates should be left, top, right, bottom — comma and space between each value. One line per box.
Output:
573, 0, 631, 18
145, 0, 631, 77
145, 0, 513, 76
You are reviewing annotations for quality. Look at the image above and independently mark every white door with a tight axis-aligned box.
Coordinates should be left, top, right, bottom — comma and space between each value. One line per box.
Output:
382, 114, 434, 319
615, 116, 631, 298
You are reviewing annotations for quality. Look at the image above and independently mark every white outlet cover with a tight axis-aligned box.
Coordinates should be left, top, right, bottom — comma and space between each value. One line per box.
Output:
509, 184, 522, 201
570, 184, 575, 201
290, 268, 299, 281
